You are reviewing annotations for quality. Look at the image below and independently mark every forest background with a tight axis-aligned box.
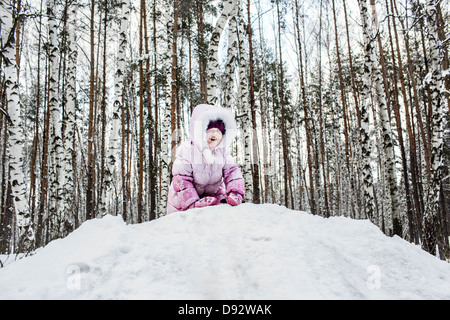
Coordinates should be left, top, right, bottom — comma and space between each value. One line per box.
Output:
0, 0, 449, 260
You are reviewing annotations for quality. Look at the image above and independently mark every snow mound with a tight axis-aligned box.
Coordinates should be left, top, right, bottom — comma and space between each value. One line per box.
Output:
1, 203, 450, 300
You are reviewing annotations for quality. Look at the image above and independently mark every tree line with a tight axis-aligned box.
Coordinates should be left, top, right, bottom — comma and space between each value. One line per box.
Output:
0, 0, 449, 260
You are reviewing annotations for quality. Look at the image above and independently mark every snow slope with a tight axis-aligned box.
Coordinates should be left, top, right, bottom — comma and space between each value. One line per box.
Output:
1, 203, 450, 300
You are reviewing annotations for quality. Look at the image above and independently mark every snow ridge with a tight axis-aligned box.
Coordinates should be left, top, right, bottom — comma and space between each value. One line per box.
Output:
1, 203, 450, 300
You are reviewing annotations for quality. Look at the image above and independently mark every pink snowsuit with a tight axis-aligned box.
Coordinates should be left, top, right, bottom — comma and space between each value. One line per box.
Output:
166, 104, 245, 214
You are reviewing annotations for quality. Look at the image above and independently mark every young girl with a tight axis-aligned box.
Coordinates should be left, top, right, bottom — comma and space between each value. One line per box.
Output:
166, 104, 245, 214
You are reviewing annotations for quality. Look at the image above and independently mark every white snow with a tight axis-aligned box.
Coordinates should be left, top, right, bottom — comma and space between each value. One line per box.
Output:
1, 203, 450, 300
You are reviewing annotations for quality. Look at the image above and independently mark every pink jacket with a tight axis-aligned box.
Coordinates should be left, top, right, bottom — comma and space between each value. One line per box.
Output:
166, 104, 245, 214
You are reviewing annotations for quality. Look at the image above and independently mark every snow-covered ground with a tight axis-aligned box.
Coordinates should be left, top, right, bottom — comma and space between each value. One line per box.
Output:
1, 203, 450, 300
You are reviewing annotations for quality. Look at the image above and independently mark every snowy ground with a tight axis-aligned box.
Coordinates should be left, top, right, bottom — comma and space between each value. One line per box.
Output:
1, 203, 450, 300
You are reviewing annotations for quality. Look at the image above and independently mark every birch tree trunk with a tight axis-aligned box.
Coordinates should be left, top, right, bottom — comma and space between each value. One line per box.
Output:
1, 1, 34, 252
138, 0, 145, 223
86, 0, 96, 220
224, 2, 238, 109
256, 0, 270, 204
97, 2, 109, 219
422, 0, 449, 259
61, 0, 78, 236
207, 0, 234, 105
385, 0, 415, 242
197, 0, 208, 103
368, 0, 400, 236
47, 0, 64, 240
357, 0, 375, 221
391, 0, 425, 240
294, 0, 315, 215
236, 0, 253, 202
275, 0, 292, 208
331, 0, 354, 218
151, 0, 159, 219
159, 0, 174, 215
246, 0, 260, 204
108, 0, 130, 217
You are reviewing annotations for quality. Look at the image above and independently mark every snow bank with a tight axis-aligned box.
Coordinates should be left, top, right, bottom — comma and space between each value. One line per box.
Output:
1, 203, 450, 300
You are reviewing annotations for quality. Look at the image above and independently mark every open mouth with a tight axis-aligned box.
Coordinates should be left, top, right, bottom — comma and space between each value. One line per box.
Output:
210, 137, 217, 142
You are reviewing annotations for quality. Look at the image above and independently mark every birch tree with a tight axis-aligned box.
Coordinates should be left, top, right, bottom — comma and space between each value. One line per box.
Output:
1, 1, 34, 252
422, 0, 449, 258
223, 3, 238, 109
61, 0, 78, 235
159, 0, 175, 215
47, 0, 64, 240
207, 0, 234, 104
368, 0, 400, 236
138, 0, 146, 223
246, 0, 261, 204
86, 0, 96, 220
236, 0, 253, 202
107, 0, 130, 216
293, 0, 316, 215
357, 0, 375, 221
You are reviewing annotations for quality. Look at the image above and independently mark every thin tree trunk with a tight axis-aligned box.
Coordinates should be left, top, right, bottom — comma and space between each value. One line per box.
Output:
109, 0, 130, 217
144, 0, 156, 221
1, 1, 34, 252
152, 0, 159, 218
276, 0, 291, 208
247, 0, 260, 204
357, 0, 375, 221
47, 0, 64, 240
207, 0, 234, 105
86, 0, 96, 220
99, 1, 108, 218
29, 0, 44, 226
318, 0, 329, 218
197, 0, 207, 104
422, 0, 449, 259
138, 0, 145, 223
294, 0, 315, 214
61, 0, 77, 236
385, 0, 415, 242
159, 0, 174, 215
369, 0, 401, 236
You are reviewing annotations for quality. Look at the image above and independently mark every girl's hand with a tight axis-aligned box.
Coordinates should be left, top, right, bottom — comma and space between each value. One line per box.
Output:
227, 192, 243, 206
191, 196, 219, 208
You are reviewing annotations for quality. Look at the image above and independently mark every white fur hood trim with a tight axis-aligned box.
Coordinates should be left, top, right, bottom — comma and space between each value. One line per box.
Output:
189, 104, 238, 152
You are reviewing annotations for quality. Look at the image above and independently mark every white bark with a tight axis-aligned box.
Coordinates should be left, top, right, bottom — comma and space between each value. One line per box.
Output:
236, 0, 253, 202
159, 0, 174, 215
207, 0, 235, 105
1, 2, 34, 252
107, 0, 130, 215
224, 4, 238, 108
423, 0, 447, 254
61, 0, 78, 236
357, 0, 375, 221
369, 1, 400, 236
47, 0, 64, 240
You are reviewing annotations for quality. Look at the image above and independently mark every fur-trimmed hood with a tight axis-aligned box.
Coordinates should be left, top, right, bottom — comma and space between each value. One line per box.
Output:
189, 104, 238, 152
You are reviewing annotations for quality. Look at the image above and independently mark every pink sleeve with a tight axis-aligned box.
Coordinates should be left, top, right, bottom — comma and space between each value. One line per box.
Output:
223, 154, 245, 197
171, 143, 199, 210
171, 175, 199, 210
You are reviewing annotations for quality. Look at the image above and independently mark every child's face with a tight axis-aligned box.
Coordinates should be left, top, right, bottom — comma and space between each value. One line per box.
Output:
206, 128, 223, 148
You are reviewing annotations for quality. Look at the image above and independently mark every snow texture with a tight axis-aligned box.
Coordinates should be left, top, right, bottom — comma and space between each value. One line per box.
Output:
1, 203, 450, 300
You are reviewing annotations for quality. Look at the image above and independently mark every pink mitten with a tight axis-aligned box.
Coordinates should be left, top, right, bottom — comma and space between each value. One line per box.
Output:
193, 196, 219, 208
227, 192, 243, 206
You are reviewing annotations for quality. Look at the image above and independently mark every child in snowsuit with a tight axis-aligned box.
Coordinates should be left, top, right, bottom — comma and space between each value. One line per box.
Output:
166, 104, 245, 214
